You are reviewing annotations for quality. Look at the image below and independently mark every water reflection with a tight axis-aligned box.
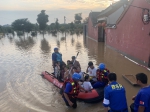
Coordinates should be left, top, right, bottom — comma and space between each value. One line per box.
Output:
52, 32, 57, 37
1, 33, 150, 112
7, 35, 14, 44
0, 36, 4, 45
75, 41, 82, 53
15, 36, 36, 51
83, 36, 87, 48
60, 37, 66, 42
56, 38, 60, 48
71, 37, 75, 46
40, 38, 51, 55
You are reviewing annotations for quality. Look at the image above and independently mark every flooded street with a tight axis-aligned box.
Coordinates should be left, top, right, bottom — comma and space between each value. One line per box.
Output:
0, 32, 149, 112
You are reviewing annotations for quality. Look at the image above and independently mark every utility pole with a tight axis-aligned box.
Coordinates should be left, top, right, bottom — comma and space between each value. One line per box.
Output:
64, 16, 66, 24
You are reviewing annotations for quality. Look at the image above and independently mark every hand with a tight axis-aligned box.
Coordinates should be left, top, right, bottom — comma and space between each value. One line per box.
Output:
132, 96, 136, 100
69, 101, 73, 106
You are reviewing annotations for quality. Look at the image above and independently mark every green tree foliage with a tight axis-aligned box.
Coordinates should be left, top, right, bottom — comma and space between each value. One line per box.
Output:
0, 25, 3, 33
0, 25, 14, 35
37, 10, 49, 31
12, 18, 33, 34
74, 13, 82, 24
47, 23, 55, 32
69, 22, 75, 31
25, 22, 33, 33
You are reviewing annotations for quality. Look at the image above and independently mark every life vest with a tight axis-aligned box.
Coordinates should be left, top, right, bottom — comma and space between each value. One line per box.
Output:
97, 68, 109, 82
63, 78, 80, 97
55, 53, 62, 62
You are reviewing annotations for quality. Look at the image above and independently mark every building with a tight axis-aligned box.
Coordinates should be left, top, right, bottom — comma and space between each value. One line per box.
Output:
105, 0, 150, 67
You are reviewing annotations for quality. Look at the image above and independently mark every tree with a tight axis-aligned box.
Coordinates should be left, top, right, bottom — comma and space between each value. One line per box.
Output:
37, 10, 49, 37
55, 18, 59, 31
24, 22, 34, 36
12, 18, 33, 36
69, 22, 75, 31
12, 18, 27, 32
83, 17, 88, 24
74, 13, 82, 24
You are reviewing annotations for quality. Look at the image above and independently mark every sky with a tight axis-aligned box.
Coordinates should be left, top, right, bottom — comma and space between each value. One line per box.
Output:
0, 0, 119, 25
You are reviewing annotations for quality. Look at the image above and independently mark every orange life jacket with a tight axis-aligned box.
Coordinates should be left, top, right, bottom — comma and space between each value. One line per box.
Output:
97, 68, 109, 82
63, 78, 80, 97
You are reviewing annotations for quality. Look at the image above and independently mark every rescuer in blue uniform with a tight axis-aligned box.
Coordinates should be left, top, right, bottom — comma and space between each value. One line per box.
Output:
62, 73, 85, 108
130, 73, 150, 112
103, 73, 128, 112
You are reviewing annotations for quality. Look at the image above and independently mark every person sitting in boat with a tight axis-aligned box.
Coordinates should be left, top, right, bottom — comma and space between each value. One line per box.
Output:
63, 66, 70, 80
82, 75, 93, 92
93, 63, 110, 88
54, 61, 60, 79
60, 64, 66, 81
52, 47, 65, 70
68, 61, 74, 76
66, 60, 71, 69
71, 56, 81, 69
73, 67, 84, 82
62, 73, 85, 108
86, 61, 97, 84
77, 67, 84, 81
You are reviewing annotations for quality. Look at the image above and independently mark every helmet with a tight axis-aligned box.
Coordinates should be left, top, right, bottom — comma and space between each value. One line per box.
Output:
72, 73, 81, 80
99, 63, 105, 70
54, 47, 58, 51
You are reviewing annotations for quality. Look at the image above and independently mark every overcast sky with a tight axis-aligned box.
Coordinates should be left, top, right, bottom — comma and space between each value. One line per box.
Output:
0, 0, 119, 25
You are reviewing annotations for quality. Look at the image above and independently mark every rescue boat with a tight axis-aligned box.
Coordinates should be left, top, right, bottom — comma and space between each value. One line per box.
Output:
41, 71, 104, 103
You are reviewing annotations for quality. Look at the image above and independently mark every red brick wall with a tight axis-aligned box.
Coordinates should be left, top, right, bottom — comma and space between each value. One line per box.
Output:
87, 17, 98, 41
106, 0, 150, 66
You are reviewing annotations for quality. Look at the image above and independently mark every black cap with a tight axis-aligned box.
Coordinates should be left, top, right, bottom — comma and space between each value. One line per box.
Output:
72, 56, 75, 59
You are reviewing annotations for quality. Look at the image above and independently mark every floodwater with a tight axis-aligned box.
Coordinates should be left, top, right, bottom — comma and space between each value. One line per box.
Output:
0, 32, 149, 112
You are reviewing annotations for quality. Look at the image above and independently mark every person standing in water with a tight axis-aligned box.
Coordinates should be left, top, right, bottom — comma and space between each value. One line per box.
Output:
62, 73, 85, 108
103, 73, 128, 112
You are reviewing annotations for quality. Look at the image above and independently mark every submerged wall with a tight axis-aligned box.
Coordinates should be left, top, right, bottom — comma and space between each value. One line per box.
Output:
87, 17, 98, 41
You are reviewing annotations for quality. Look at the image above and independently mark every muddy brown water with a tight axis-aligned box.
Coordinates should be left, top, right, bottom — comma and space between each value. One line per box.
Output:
0, 33, 149, 112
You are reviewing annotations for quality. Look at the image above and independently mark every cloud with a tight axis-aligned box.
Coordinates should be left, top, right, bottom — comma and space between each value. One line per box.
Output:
0, 0, 119, 10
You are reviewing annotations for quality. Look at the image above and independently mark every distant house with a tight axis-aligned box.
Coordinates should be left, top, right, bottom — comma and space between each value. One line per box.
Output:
87, 12, 101, 41
87, 0, 128, 41
105, 0, 150, 67
97, 0, 128, 28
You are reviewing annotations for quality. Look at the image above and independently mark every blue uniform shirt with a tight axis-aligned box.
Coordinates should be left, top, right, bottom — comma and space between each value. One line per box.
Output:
52, 52, 62, 62
134, 86, 150, 112
64, 83, 72, 93
103, 81, 128, 111
63, 83, 72, 104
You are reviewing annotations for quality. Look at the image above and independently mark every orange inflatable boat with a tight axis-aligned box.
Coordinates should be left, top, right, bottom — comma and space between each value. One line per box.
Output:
41, 71, 104, 103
